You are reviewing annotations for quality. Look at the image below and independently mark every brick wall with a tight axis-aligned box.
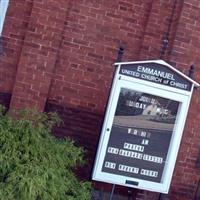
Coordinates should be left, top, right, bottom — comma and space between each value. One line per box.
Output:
167, 1, 200, 200
47, 0, 153, 113
1, 0, 200, 200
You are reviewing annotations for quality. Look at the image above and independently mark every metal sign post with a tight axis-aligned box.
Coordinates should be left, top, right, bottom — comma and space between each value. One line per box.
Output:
109, 184, 116, 200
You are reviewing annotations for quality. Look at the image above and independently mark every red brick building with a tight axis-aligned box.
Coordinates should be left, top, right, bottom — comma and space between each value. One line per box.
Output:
1, 0, 200, 199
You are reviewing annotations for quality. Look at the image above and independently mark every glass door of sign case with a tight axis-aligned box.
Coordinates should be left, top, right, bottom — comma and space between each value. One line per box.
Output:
93, 79, 189, 193
102, 86, 180, 183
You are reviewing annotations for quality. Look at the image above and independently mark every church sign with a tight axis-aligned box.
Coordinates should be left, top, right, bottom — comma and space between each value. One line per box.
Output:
92, 60, 199, 193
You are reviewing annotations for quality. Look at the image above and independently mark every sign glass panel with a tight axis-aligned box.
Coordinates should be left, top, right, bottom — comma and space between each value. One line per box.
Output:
102, 87, 180, 183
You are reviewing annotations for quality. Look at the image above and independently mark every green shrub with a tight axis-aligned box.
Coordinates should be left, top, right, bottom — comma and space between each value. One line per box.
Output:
0, 107, 91, 200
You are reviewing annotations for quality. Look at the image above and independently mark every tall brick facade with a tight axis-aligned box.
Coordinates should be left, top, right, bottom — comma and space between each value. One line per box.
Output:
1, 0, 200, 199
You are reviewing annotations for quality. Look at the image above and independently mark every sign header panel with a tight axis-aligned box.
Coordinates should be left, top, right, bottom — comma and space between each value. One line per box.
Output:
119, 63, 192, 91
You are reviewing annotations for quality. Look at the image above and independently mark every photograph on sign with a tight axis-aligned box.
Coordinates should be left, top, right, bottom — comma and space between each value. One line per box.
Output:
102, 88, 179, 183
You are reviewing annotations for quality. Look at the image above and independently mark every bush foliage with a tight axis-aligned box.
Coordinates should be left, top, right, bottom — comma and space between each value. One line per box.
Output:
0, 107, 91, 200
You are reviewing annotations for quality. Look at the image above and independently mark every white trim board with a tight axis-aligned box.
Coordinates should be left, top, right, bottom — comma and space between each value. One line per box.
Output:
0, 0, 9, 36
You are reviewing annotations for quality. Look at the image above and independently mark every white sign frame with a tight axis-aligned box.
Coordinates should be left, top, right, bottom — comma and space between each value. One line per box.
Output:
92, 60, 199, 193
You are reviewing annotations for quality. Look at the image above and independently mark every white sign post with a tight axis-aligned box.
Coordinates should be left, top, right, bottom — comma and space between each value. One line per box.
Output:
92, 60, 199, 194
